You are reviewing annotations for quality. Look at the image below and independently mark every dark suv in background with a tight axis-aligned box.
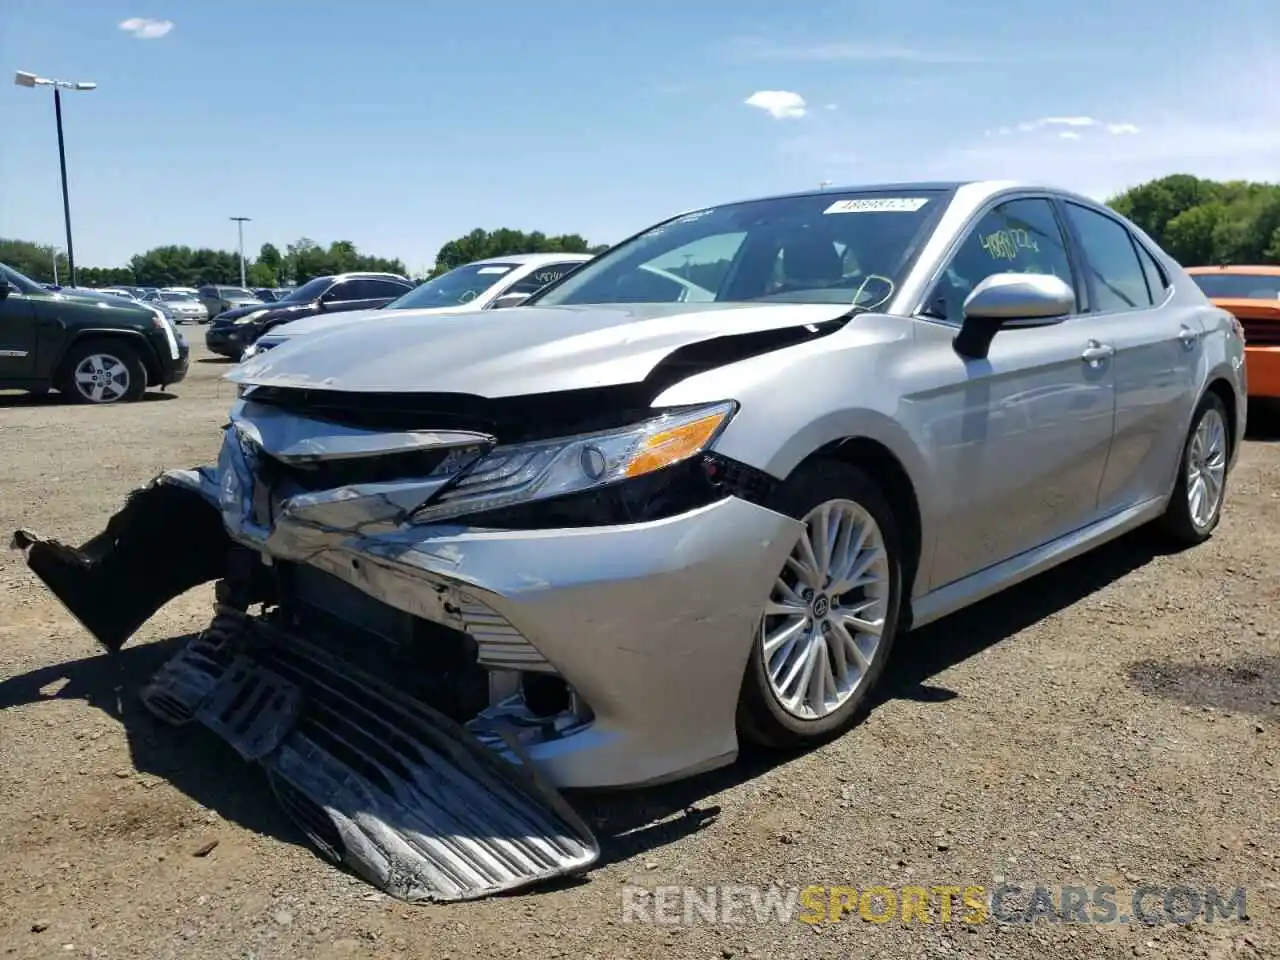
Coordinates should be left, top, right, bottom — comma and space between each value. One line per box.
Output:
0, 262, 189, 404
204, 271, 413, 359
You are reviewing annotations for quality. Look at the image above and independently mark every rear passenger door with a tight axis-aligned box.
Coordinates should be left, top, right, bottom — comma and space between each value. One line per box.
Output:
1060, 202, 1200, 513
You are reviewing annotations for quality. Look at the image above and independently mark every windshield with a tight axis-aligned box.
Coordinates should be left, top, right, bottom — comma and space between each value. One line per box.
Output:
531, 190, 946, 309
221, 287, 256, 299
0, 263, 45, 294
386, 262, 518, 309
159, 291, 196, 302
280, 277, 333, 302
1190, 273, 1280, 300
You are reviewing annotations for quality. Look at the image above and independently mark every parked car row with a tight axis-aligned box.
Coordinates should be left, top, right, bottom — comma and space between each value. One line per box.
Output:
204, 272, 415, 358
236, 254, 590, 359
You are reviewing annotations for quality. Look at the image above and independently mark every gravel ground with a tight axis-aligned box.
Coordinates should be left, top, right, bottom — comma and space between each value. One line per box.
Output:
1, 341, 1277, 960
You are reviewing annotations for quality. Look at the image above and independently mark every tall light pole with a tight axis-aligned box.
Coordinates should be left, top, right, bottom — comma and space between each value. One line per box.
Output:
15, 71, 97, 289
230, 217, 251, 287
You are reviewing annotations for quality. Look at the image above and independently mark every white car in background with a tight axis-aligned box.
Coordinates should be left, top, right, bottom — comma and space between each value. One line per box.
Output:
240, 253, 594, 359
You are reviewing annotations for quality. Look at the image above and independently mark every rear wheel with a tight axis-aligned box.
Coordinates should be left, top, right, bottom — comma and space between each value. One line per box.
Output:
58, 339, 147, 405
1158, 392, 1230, 544
737, 459, 904, 749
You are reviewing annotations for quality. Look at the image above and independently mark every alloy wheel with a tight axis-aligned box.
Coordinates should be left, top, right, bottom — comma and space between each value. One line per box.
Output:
73, 352, 131, 404
760, 499, 891, 720
1186, 406, 1227, 530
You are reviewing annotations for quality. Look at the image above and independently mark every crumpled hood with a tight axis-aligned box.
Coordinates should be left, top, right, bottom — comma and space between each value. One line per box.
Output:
229, 302, 846, 397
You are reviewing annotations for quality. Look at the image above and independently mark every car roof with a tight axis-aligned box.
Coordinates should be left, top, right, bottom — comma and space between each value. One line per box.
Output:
1184, 264, 1280, 276
691, 179, 1113, 213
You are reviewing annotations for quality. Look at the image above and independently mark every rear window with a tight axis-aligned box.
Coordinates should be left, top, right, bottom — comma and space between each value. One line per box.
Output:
1189, 273, 1280, 300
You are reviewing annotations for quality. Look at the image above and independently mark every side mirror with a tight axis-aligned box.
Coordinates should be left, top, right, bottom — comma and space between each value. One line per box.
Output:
488, 292, 531, 310
953, 272, 1074, 360
0, 282, 11, 300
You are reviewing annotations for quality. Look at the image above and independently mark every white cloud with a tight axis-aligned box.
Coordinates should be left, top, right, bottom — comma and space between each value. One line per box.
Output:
744, 90, 807, 120
118, 17, 174, 39
1017, 116, 1101, 132
725, 37, 983, 64
1059, 131, 1082, 140
758, 51, 1278, 203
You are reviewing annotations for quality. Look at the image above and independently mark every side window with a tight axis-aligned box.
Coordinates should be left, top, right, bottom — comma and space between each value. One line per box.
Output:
323, 280, 355, 301
346, 279, 405, 300
504, 262, 586, 296
926, 197, 1075, 322
1063, 203, 1152, 312
1133, 241, 1169, 303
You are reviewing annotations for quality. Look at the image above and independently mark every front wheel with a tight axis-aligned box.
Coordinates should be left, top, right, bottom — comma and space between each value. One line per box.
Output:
58, 338, 147, 405
737, 459, 905, 749
1157, 392, 1231, 544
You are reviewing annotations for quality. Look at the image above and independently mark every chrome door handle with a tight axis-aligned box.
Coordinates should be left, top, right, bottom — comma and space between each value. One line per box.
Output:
1081, 340, 1114, 365
1178, 325, 1202, 349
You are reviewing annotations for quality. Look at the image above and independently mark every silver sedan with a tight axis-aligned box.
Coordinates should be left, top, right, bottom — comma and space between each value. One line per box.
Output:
146, 290, 209, 323
14, 180, 1246, 901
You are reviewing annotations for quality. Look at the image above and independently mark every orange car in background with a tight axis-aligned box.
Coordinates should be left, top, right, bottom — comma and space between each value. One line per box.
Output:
1186, 265, 1280, 398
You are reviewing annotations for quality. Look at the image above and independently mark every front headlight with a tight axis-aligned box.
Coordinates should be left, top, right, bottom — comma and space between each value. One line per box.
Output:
234, 309, 268, 325
413, 400, 737, 524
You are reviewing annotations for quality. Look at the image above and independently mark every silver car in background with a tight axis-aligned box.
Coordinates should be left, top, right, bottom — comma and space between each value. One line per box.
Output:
14, 180, 1246, 902
197, 283, 263, 320
144, 289, 209, 323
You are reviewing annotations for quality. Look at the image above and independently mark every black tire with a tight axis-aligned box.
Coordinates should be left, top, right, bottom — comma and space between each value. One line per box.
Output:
737, 458, 905, 750
1157, 391, 1231, 545
57, 338, 148, 405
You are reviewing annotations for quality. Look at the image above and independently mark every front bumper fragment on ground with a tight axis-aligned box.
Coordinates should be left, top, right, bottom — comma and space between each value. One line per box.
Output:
10, 479, 601, 902
141, 616, 600, 901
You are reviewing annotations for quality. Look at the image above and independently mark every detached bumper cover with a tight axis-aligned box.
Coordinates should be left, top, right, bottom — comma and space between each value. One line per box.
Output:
141, 619, 600, 901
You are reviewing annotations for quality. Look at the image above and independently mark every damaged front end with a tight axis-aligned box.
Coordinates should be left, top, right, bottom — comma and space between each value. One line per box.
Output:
12, 381, 800, 901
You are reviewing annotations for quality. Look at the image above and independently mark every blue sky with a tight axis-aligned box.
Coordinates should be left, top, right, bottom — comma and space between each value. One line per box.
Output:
2, 0, 1277, 270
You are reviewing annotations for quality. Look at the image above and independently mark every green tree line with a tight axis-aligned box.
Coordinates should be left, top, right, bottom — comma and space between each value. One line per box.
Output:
1, 227, 610, 289
1106, 175, 1280, 266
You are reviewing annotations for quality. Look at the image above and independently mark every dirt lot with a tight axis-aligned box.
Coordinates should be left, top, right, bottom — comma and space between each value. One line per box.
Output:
1, 341, 1277, 960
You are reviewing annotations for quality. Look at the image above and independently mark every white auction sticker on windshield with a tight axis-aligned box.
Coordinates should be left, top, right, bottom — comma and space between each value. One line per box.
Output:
477, 266, 512, 274
824, 197, 930, 214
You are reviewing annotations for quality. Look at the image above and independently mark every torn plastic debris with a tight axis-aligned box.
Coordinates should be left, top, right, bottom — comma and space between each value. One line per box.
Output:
10, 474, 601, 902
141, 620, 600, 901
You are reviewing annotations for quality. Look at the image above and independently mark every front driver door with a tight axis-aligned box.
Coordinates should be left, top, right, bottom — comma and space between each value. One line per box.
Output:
911, 195, 1118, 589
0, 275, 39, 381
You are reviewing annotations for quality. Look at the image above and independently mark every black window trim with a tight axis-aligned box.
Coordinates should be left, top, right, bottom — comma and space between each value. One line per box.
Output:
1059, 199, 1167, 316
911, 189, 1086, 329
1130, 235, 1173, 308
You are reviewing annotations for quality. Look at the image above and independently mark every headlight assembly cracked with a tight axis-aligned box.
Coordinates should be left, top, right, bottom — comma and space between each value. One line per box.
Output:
412, 400, 737, 523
